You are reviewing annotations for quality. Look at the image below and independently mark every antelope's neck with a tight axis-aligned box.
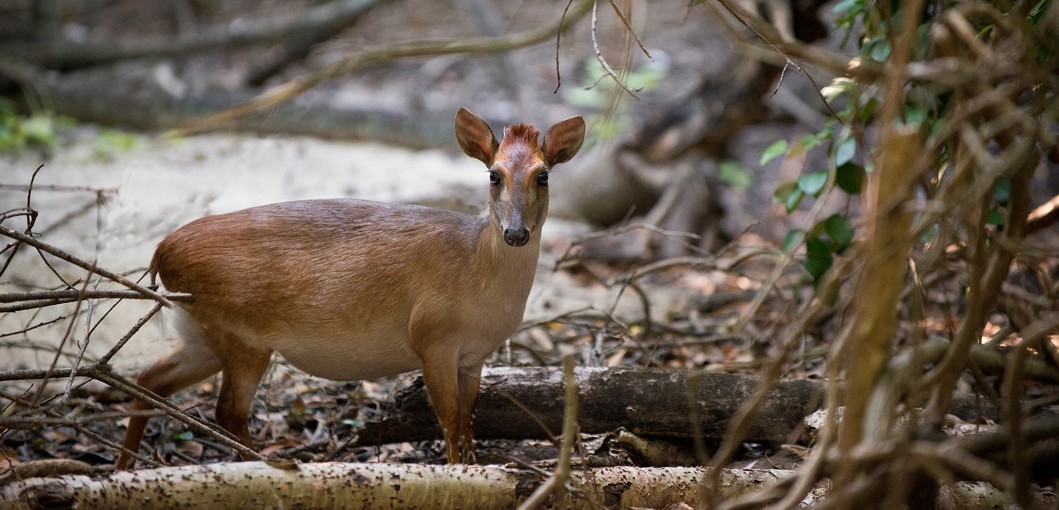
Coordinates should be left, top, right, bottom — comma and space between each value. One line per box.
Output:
475, 218, 542, 297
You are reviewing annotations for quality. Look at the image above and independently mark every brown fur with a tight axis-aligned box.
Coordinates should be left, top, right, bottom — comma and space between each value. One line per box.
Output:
117, 109, 585, 468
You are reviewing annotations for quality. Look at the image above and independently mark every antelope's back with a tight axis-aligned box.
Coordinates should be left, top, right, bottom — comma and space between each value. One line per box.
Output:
151, 199, 485, 336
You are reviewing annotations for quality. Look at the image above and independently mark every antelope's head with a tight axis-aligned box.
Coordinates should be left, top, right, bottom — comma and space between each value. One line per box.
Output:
455, 108, 585, 247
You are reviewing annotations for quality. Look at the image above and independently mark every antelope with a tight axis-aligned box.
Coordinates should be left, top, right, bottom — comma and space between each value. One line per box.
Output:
116, 108, 585, 468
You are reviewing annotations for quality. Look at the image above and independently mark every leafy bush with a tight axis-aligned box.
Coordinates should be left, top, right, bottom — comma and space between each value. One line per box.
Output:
0, 98, 71, 153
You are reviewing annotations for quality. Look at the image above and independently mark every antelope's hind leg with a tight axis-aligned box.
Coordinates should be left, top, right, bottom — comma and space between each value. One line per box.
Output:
117, 331, 224, 469
211, 331, 272, 455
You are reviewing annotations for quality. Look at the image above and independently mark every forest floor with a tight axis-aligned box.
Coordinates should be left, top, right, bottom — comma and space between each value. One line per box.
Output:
0, 123, 795, 471
0, 0, 874, 475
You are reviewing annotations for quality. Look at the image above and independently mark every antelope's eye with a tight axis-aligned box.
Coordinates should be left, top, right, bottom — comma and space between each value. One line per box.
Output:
489, 170, 502, 187
537, 171, 549, 186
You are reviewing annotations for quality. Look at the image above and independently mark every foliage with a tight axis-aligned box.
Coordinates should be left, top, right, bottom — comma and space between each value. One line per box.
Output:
733, 0, 1059, 505
764, 0, 1057, 290
717, 159, 753, 191
0, 98, 138, 159
0, 99, 71, 154
564, 57, 667, 140
92, 129, 140, 161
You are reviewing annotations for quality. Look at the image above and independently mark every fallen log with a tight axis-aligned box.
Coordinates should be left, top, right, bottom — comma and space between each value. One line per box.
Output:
0, 462, 788, 509
358, 366, 1003, 448
1, 462, 1052, 509
359, 367, 825, 447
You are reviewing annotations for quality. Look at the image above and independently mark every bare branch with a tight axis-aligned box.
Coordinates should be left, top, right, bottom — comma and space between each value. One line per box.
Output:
0, 225, 172, 306
515, 357, 579, 510
589, 0, 640, 99
0, 289, 191, 304
172, 0, 595, 137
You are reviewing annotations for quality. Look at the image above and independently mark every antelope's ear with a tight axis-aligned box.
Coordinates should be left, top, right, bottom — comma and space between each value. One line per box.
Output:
455, 108, 499, 167
541, 116, 586, 167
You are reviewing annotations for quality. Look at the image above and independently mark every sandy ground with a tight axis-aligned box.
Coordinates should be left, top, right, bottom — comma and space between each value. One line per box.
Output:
1, 130, 678, 375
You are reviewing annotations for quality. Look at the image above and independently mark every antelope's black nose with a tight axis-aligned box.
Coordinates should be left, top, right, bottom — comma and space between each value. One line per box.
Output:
504, 227, 530, 247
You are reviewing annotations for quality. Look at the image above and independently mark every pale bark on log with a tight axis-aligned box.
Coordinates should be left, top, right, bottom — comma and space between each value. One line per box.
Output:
1, 462, 1053, 509
0, 462, 783, 510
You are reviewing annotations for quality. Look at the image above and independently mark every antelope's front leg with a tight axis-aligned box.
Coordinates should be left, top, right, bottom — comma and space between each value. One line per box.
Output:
456, 365, 483, 463
420, 348, 464, 463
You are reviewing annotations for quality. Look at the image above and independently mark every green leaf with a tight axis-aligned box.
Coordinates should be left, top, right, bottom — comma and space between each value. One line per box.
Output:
173, 431, 194, 441
718, 160, 752, 190
797, 170, 829, 196
774, 181, 797, 203
857, 98, 880, 124
831, 0, 859, 14
93, 129, 139, 160
920, 224, 940, 243
804, 236, 834, 280
903, 106, 927, 127
836, 162, 865, 194
774, 181, 804, 212
834, 137, 856, 166
785, 188, 804, 212
824, 214, 855, 249
781, 229, 805, 253
869, 38, 892, 62
20, 115, 55, 144
790, 128, 833, 157
806, 235, 833, 256
993, 177, 1011, 205
821, 78, 855, 101
564, 86, 608, 109
986, 208, 1005, 226
625, 65, 667, 92
805, 253, 833, 279
1036, 47, 1053, 62
1030, 0, 1049, 23
760, 139, 789, 166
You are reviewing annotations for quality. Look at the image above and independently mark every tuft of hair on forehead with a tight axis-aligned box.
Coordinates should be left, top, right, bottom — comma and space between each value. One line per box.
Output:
500, 124, 541, 150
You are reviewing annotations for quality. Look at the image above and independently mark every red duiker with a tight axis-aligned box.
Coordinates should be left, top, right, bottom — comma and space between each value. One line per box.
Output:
116, 108, 585, 468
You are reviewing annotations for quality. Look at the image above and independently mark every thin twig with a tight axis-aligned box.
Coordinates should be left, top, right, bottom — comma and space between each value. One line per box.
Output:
0, 225, 172, 306
516, 356, 579, 510
31, 269, 91, 407
705, 0, 846, 125
553, 0, 577, 94
607, 0, 652, 60
98, 302, 164, 365
0, 388, 161, 468
0, 364, 263, 462
0, 289, 191, 304
589, 0, 640, 99
0, 183, 119, 195
0, 410, 164, 429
